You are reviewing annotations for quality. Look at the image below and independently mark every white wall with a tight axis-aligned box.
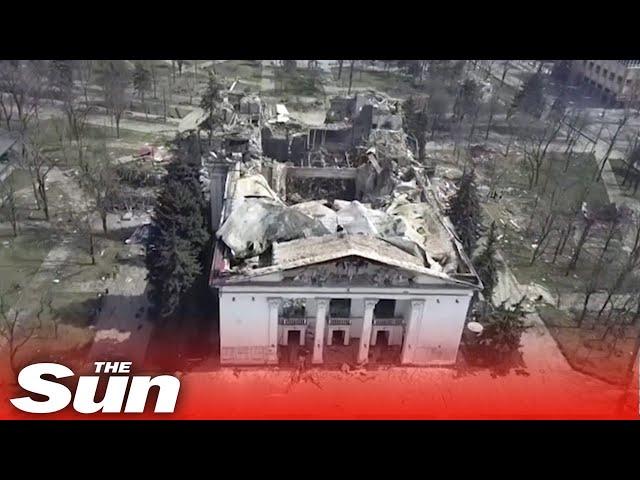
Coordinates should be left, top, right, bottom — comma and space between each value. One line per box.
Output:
219, 293, 276, 364
218, 285, 475, 366
349, 299, 364, 338
411, 295, 472, 365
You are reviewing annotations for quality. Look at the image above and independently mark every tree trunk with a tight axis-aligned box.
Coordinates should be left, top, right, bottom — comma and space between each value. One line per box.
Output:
89, 233, 96, 265
558, 221, 574, 257
152, 66, 158, 99
598, 221, 617, 264
38, 181, 49, 221
467, 107, 479, 147
551, 231, 564, 264
598, 292, 614, 320
622, 158, 635, 187
500, 64, 509, 88
596, 117, 628, 181
101, 213, 108, 234
566, 221, 593, 275
162, 88, 167, 122
142, 92, 147, 120
348, 61, 355, 95
563, 142, 574, 172
337, 60, 343, 80
30, 179, 41, 209
485, 103, 495, 140
578, 291, 593, 327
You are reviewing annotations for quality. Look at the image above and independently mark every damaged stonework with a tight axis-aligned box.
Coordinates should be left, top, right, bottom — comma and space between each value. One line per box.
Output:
210, 157, 482, 368
201, 82, 481, 368
326, 91, 403, 131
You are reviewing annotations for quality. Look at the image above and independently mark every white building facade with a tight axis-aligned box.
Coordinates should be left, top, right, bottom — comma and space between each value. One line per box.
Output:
212, 235, 479, 366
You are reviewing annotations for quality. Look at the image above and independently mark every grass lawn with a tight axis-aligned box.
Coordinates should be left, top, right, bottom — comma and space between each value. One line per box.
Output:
475, 148, 637, 385
0, 228, 54, 308
330, 67, 420, 98
481, 151, 623, 295
271, 69, 326, 98
1, 168, 32, 192
211, 60, 263, 83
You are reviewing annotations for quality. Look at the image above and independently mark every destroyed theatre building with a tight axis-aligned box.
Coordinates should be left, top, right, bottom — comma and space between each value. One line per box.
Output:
202, 86, 481, 367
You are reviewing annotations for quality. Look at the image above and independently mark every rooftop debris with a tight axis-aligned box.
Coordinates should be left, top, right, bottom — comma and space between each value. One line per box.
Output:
216, 197, 330, 259
200, 84, 479, 288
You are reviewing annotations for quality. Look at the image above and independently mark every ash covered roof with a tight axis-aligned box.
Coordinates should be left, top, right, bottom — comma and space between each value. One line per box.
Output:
211, 161, 481, 290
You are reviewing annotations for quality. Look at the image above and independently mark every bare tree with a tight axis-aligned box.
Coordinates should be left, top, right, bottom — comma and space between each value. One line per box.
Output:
68, 209, 97, 265
0, 176, 19, 236
0, 291, 37, 376
484, 93, 501, 141
499, 61, 510, 88
595, 115, 629, 181
0, 90, 14, 130
75, 60, 94, 105
597, 213, 640, 319
520, 113, 566, 188
99, 60, 130, 139
621, 142, 640, 189
23, 123, 60, 221
565, 215, 595, 275
150, 62, 158, 99
82, 139, 120, 234
348, 60, 355, 95
51, 62, 92, 175
578, 261, 603, 327
133, 61, 152, 118
529, 187, 559, 264
0, 61, 46, 134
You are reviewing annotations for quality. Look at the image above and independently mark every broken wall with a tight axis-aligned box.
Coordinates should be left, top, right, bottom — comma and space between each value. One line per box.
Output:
352, 104, 373, 144
308, 126, 353, 152
262, 136, 290, 162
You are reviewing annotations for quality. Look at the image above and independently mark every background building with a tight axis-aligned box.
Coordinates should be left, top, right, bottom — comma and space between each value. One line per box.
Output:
571, 60, 640, 106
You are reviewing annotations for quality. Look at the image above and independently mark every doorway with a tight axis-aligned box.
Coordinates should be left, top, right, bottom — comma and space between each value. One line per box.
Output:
332, 330, 345, 345
375, 330, 390, 347
287, 330, 301, 346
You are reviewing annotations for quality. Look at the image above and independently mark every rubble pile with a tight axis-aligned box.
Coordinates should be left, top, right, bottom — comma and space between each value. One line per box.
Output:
368, 129, 415, 166
216, 161, 460, 275
200, 83, 470, 281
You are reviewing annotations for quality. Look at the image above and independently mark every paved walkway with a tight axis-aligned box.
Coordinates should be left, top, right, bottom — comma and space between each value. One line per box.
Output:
86, 244, 152, 368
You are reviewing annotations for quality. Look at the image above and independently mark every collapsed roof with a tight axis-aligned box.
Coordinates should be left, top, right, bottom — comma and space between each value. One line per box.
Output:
212, 165, 481, 289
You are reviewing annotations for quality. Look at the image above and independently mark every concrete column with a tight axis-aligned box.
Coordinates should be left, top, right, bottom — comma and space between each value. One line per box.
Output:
210, 162, 230, 232
267, 297, 281, 364
357, 298, 378, 364
313, 298, 329, 364
400, 299, 425, 365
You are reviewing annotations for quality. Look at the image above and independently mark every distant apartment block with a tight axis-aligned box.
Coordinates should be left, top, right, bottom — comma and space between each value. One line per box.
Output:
571, 60, 640, 106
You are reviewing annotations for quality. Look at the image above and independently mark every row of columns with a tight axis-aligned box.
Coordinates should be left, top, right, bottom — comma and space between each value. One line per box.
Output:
266, 297, 426, 365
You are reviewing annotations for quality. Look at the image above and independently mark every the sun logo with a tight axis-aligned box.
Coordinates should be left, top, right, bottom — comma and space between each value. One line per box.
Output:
10, 362, 181, 414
